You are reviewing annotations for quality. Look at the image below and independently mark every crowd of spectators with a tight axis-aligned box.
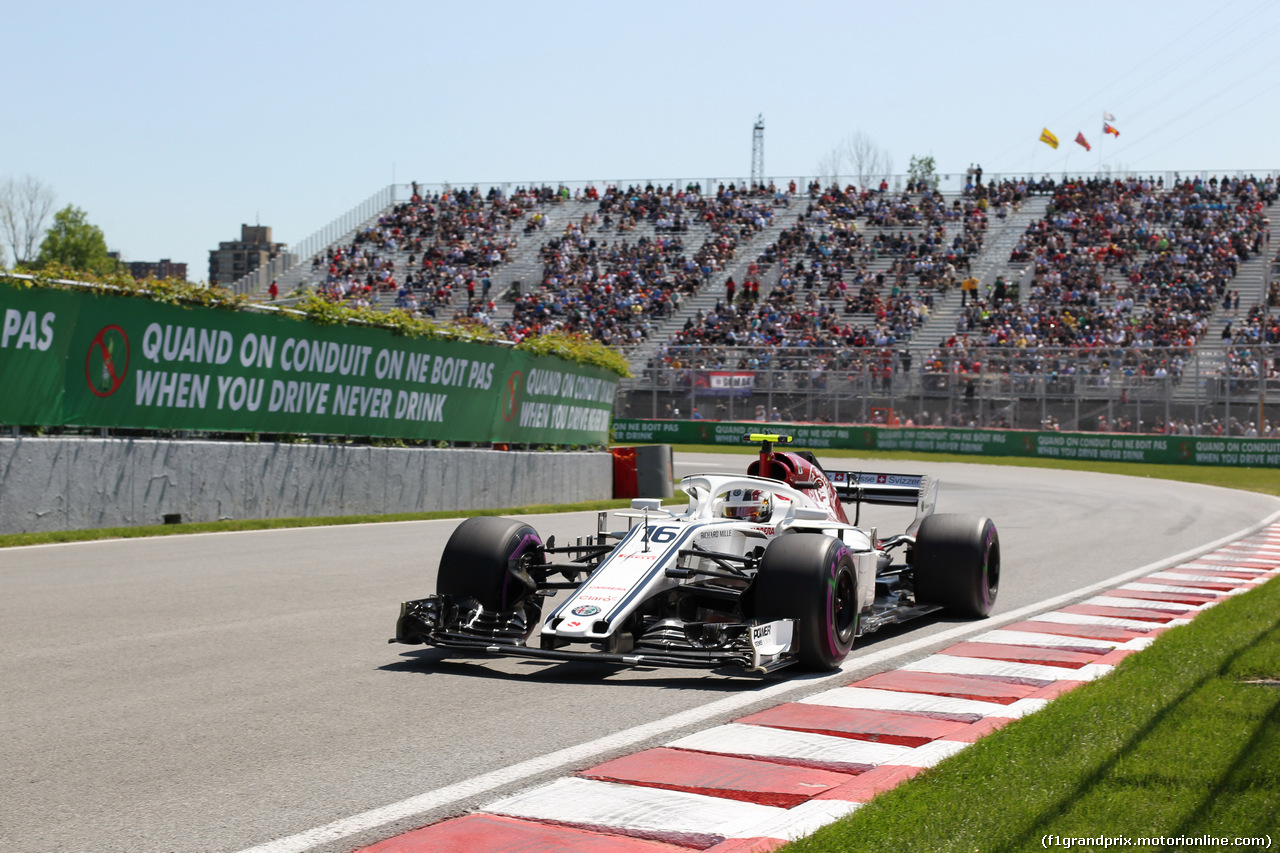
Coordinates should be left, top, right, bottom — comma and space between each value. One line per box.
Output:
302, 172, 1278, 431
1152, 415, 1276, 437
918, 335, 1189, 392
651, 182, 992, 376
501, 231, 694, 346
497, 183, 786, 345
310, 183, 547, 318
630, 173, 1279, 440
924, 173, 1274, 387
592, 182, 783, 238
1217, 244, 1279, 387
1224, 243, 1280, 347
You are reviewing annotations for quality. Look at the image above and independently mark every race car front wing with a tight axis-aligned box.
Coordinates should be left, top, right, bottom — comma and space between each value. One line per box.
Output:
393, 594, 800, 674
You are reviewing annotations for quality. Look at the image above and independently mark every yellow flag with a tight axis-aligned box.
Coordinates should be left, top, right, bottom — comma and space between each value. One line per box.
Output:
1039, 128, 1059, 149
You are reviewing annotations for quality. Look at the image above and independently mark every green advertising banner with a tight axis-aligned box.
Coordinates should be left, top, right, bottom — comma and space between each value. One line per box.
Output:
0, 284, 82, 424
1, 282, 618, 444
612, 419, 1280, 468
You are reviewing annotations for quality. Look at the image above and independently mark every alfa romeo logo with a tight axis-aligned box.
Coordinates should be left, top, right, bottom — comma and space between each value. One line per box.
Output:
85, 325, 130, 398
571, 605, 601, 617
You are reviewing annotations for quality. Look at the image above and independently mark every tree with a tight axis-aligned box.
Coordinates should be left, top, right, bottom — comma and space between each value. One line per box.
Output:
34, 205, 120, 275
0, 175, 56, 267
847, 132, 894, 190
907, 155, 938, 190
814, 132, 894, 190
815, 148, 844, 187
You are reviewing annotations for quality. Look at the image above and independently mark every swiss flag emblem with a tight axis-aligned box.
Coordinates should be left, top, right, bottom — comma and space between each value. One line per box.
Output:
877, 475, 887, 484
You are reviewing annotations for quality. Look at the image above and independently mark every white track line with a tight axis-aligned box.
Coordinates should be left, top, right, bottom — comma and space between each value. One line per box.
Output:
234, 510, 1280, 853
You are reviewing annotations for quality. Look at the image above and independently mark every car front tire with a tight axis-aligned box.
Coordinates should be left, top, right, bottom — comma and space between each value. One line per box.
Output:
753, 533, 859, 671
436, 515, 544, 612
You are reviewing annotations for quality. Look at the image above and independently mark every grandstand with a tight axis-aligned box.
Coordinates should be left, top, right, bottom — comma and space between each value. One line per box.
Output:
237, 171, 1279, 437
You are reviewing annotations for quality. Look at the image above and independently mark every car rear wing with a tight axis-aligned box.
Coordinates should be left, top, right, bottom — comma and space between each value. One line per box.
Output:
827, 471, 938, 527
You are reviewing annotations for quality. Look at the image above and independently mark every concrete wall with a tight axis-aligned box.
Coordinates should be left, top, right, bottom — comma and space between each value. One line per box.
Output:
0, 438, 613, 533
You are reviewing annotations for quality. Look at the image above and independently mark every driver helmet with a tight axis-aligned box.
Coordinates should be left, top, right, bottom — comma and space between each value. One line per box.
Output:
722, 488, 772, 522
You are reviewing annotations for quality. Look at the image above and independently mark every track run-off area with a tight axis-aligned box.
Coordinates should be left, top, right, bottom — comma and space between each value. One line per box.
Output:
2, 453, 1277, 853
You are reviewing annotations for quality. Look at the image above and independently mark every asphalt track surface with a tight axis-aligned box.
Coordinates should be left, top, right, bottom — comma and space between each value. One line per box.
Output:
2, 452, 1277, 853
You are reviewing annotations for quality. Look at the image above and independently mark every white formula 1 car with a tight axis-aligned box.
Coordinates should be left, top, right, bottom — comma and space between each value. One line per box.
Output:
393, 434, 1000, 674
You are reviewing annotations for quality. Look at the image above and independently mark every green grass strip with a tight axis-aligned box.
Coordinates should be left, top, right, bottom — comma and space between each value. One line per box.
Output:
783, 576, 1280, 852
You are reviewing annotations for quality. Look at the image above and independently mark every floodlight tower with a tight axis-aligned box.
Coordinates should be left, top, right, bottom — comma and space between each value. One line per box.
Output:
751, 114, 765, 189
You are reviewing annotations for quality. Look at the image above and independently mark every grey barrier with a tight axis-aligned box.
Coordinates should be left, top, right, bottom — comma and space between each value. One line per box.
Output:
0, 438, 612, 534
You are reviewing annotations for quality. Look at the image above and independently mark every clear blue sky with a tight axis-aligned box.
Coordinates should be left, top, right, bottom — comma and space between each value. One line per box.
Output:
6, 0, 1279, 280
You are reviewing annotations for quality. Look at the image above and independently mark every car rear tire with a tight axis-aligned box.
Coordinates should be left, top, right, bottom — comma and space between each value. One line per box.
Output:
913, 514, 1000, 618
436, 516, 544, 611
753, 533, 859, 671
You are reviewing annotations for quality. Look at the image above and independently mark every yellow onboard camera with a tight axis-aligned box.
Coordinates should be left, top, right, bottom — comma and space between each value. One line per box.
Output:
743, 433, 793, 445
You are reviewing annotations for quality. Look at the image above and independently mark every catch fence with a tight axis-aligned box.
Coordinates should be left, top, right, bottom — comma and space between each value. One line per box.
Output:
615, 345, 1279, 435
